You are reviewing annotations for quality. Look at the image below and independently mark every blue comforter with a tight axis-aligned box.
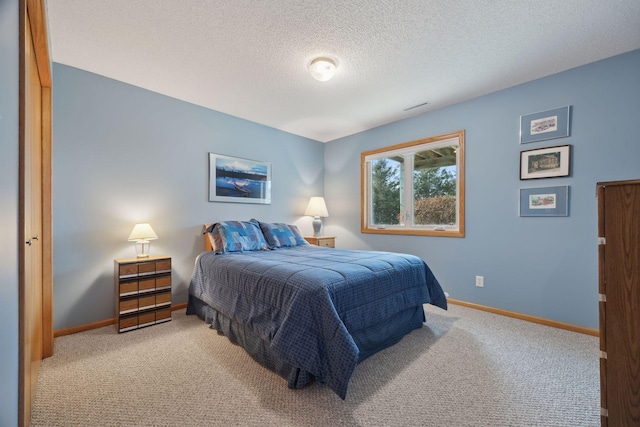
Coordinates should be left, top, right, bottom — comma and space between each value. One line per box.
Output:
188, 245, 446, 399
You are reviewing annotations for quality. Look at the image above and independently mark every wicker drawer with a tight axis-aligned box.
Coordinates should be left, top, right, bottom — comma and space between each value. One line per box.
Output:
155, 291, 171, 307
119, 263, 138, 278
119, 281, 138, 296
119, 299, 138, 315
156, 259, 171, 273
155, 308, 171, 323
138, 312, 156, 327
119, 315, 138, 332
138, 261, 156, 276
138, 278, 155, 293
156, 276, 171, 290
138, 295, 156, 311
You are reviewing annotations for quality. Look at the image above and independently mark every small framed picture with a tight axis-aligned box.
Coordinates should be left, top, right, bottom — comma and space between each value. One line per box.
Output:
520, 106, 570, 144
519, 186, 569, 217
520, 145, 570, 180
209, 153, 272, 204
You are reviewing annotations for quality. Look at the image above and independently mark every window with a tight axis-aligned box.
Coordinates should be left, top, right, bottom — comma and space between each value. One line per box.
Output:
361, 130, 465, 237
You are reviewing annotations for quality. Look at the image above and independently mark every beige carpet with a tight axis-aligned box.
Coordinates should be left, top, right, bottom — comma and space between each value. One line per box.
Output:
31, 304, 599, 426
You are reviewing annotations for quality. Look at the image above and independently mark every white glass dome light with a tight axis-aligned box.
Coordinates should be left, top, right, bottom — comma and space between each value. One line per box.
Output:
309, 57, 337, 82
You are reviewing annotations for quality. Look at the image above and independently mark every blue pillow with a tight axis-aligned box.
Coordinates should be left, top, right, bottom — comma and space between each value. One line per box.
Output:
252, 220, 309, 248
205, 221, 269, 254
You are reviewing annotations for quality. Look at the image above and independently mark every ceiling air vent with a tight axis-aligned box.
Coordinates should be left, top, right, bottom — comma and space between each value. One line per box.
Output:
403, 102, 430, 112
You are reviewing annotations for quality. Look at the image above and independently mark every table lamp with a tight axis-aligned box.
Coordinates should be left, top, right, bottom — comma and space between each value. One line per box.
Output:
304, 197, 329, 237
128, 223, 158, 258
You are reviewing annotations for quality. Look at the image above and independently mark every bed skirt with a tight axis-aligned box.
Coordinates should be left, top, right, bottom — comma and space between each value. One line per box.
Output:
187, 294, 425, 391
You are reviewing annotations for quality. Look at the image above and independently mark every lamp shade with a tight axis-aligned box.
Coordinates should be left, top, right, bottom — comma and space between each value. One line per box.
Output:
304, 197, 329, 217
128, 223, 158, 241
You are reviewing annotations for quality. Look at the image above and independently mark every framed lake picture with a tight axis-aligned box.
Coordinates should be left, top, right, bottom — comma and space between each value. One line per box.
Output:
520, 145, 571, 180
209, 153, 271, 204
519, 186, 569, 217
520, 106, 571, 144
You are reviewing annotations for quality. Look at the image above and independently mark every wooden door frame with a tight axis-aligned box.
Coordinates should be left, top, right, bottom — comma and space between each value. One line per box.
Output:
18, 0, 52, 425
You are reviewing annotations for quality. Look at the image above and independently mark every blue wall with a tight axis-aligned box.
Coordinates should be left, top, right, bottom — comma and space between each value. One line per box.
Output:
52, 64, 325, 330
53, 50, 640, 332
324, 49, 640, 329
0, 0, 20, 424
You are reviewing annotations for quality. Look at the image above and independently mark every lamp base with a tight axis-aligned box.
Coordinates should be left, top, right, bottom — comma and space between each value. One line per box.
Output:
312, 217, 322, 237
135, 240, 151, 258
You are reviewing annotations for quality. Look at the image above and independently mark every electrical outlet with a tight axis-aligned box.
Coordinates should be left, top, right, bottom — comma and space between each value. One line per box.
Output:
475, 276, 484, 287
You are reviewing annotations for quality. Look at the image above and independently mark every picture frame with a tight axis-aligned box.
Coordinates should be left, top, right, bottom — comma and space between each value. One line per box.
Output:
209, 153, 271, 204
520, 144, 570, 180
520, 106, 570, 144
519, 186, 569, 217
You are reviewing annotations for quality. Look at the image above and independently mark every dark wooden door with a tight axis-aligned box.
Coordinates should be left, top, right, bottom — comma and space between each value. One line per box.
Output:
598, 180, 640, 426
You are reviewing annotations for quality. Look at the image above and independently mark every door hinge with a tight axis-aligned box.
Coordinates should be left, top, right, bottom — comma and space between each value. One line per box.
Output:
601, 408, 608, 417
599, 294, 606, 302
598, 237, 606, 245
600, 351, 607, 359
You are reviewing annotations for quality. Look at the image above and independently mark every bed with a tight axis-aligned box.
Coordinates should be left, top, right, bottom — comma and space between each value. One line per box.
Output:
187, 220, 447, 399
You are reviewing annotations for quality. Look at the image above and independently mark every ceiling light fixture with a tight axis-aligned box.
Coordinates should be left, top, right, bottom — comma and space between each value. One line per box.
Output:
309, 57, 337, 82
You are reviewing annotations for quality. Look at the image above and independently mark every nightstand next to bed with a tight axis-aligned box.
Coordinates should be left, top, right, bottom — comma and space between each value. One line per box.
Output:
304, 236, 336, 248
114, 255, 172, 333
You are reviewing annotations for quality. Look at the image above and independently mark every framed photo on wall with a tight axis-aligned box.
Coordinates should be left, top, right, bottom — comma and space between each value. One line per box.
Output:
519, 186, 569, 217
520, 145, 570, 180
209, 153, 272, 204
520, 106, 571, 144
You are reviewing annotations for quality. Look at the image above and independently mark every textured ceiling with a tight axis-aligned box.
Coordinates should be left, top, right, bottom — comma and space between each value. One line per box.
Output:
46, 0, 640, 143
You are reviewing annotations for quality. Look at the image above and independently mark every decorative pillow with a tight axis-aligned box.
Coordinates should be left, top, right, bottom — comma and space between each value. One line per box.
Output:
253, 220, 309, 248
204, 221, 269, 254
287, 224, 308, 245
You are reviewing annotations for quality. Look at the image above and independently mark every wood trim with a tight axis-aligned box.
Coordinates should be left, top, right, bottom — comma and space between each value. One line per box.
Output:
172, 302, 188, 311
24, 0, 53, 359
362, 129, 465, 157
51, 298, 598, 343
596, 183, 608, 416
447, 298, 599, 337
41, 86, 53, 358
204, 224, 213, 251
18, 2, 28, 424
596, 179, 640, 188
54, 303, 190, 337
597, 184, 607, 347
19, 2, 52, 425
54, 318, 116, 338
26, 0, 51, 87
456, 131, 465, 237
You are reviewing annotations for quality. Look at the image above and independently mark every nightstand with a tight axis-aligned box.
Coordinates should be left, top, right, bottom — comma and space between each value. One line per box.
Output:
114, 255, 172, 333
304, 236, 336, 248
